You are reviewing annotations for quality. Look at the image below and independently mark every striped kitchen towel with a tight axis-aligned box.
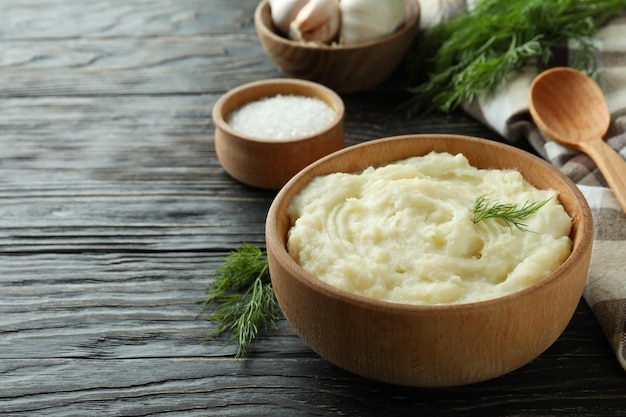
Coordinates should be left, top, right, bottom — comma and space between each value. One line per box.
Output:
418, 0, 626, 370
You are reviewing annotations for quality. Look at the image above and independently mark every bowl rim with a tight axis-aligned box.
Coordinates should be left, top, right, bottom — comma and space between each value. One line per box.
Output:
212, 78, 345, 144
266, 134, 594, 314
255, 0, 421, 51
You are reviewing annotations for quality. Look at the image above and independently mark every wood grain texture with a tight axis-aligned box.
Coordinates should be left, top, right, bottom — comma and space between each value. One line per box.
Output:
529, 67, 626, 213
0, 0, 624, 416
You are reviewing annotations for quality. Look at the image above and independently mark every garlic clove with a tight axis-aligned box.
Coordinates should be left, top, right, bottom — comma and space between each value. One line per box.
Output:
269, 0, 310, 35
418, 0, 465, 30
288, 0, 341, 44
339, 0, 406, 45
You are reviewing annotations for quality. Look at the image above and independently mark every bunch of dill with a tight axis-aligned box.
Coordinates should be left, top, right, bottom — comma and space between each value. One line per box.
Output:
403, 0, 626, 114
201, 244, 281, 358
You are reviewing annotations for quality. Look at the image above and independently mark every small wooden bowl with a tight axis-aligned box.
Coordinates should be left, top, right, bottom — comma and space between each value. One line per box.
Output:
265, 134, 594, 387
212, 78, 345, 189
255, 0, 421, 93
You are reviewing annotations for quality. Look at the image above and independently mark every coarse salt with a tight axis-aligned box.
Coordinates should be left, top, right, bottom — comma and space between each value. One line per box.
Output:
226, 94, 336, 140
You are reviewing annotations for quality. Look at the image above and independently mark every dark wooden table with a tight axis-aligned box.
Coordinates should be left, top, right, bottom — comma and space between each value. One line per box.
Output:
1, 1, 624, 416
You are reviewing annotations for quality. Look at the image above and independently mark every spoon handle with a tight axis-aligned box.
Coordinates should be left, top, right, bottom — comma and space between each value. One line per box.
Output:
584, 139, 626, 214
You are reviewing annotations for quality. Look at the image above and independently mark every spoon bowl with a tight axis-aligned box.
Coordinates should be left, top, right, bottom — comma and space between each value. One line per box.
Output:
529, 66, 626, 213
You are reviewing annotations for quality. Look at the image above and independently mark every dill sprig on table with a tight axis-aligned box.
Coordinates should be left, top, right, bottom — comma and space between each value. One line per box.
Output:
403, 0, 626, 114
201, 244, 281, 358
472, 195, 552, 232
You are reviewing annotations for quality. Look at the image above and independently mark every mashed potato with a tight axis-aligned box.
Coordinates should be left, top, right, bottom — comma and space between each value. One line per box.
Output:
287, 151, 572, 305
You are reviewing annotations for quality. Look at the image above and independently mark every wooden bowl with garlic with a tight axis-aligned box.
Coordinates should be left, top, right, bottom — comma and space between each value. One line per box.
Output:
265, 134, 594, 387
255, 0, 421, 93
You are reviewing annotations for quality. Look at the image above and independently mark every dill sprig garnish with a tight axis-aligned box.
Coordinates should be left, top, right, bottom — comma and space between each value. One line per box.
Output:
402, 0, 626, 114
472, 195, 551, 232
201, 244, 281, 358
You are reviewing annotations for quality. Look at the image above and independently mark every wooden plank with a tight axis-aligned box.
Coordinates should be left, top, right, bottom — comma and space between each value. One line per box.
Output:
0, 319, 625, 416
0, 0, 273, 96
0, 0, 258, 39
0, 36, 276, 96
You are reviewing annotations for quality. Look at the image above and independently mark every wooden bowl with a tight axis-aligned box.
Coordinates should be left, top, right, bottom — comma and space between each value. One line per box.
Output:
265, 134, 594, 387
254, 0, 421, 93
212, 78, 344, 189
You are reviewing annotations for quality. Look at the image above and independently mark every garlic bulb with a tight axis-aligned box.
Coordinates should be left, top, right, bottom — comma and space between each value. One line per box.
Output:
288, 0, 341, 44
339, 0, 406, 45
269, 0, 309, 35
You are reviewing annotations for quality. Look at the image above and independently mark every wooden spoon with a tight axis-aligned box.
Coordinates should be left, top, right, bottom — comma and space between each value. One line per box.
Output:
529, 66, 626, 214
